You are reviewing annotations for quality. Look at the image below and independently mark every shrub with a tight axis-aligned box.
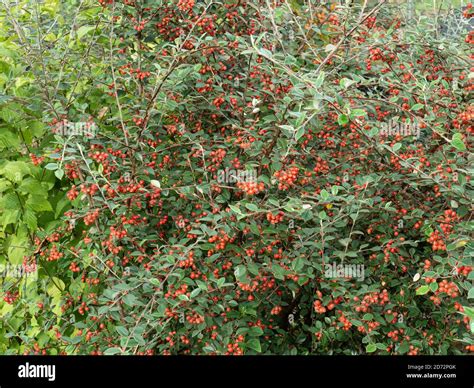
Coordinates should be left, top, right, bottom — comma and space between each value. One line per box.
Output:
0, 0, 472, 355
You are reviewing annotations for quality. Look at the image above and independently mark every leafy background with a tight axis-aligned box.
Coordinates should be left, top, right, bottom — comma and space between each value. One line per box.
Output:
0, 0, 472, 355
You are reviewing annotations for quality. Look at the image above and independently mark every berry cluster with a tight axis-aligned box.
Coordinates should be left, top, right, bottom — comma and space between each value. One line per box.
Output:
270, 306, 282, 315
186, 312, 205, 324
274, 166, 299, 190
266, 211, 284, 224
67, 185, 79, 201
225, 335, 244, 355
336, 312, 352, 331
3, 291, 19, 304
353, 289, 390, 313
208, 231, 234, 251
29, 153, 44, 166
84, 209, 100, 226
80, 183, 99, 197
177, 0, 195, 13
43, 245, 63, 262
69, 262, 80, 273
429, 280, 459, 305
313, 300, 326, 314
236, 181, 265, 195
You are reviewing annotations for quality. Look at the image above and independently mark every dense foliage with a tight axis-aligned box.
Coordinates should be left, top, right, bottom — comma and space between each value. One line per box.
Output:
0, 0, 473, 355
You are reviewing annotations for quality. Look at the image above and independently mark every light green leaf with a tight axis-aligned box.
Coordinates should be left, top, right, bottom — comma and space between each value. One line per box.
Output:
77, 25, 96, 40
411, 104, 424, 111
416, 285, 430, 295
338, 114, 349, 126
451, 133, 466, 151
26, 195, 53, 212
468, 288, 474, 299
366, 343, 376, 353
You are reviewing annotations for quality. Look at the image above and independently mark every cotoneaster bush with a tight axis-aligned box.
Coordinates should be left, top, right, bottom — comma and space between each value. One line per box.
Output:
0, 0, 473, 355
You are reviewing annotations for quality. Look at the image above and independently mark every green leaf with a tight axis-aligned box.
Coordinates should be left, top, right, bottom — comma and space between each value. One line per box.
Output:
320, 189, 330, 201
229, 205, 242, 215
338, 114, 349, 126
77, 25, 96, 40
0, 161, 30, 182
26, 195, 53, 212
55, 196, 70, 219
116, 327, 129, 337
248, 326, 264, 336
0, 103, 22, 123
0, 130, 20, 150
133, 332, 146, 346
47, 278, 66, 298
366, 343, 376, 353
28, 121, 46, 137
416, 285, 430, 295
0, 179, 11, 193
272, 265, 286, 280
44, 163, 58, 171
463, 307, 474, 320
245, 203, 259, 212
314, 71, 325, 88
234, 265, 247, 280
1, 209, 19, 228
0, 192, 20, 210
246, 338, 262, 353
104, 347, 122, 355
410, 104, 424, 111
54, 169, 64, 180
398, 341, 410, 354
123, 293, 138, 307
295, 126, 305, 142
23, 209, 37, 230
18, 178, 48, 197
7, 235, 28, 264
451, 133, 466, 151
350, 109, 366, 118
339, 78, 356, 89
150, 179, 161, 188
468, 288, 474, 299
292, 258, 305, 272
258, 48, 273, 58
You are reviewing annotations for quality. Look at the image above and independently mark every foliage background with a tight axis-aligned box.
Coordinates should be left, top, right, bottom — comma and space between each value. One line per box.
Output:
0, 0, 472, 355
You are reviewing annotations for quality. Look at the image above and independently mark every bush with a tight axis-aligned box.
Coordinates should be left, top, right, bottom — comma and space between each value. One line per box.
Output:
0, 0, 472, 355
